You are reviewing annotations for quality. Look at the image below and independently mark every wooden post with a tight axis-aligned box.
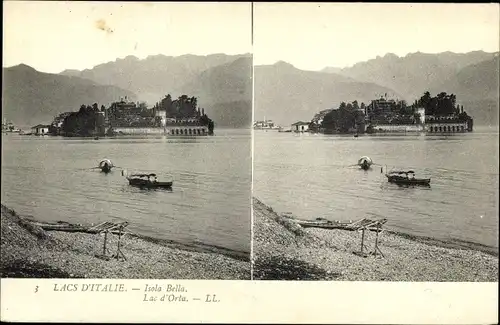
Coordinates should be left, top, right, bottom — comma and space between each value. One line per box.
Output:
116, 227, 122, 260
374, 223, 379, 256
360, 228, 365, 253
103, 231, 108, 256
115, 225, 127, 261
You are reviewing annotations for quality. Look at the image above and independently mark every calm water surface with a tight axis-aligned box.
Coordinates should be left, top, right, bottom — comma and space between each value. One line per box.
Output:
1, 129, 251, 255
254, 127, 499, 253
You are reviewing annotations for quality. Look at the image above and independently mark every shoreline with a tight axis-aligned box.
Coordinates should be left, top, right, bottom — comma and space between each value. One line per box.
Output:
252, 197, 498, 281
1, 204, 250, 279
385, 229, 498, 258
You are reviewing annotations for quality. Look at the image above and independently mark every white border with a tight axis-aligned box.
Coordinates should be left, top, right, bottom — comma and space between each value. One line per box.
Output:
1, 279, 498, 323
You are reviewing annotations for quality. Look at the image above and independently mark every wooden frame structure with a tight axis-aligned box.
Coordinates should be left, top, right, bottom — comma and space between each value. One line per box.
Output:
354, 219, 386, 258
88, 221, 129, 260
284, 214, 388, 258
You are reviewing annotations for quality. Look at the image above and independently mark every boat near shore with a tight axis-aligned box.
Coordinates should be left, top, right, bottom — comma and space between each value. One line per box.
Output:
281, 213, 387, 232
385, 170, 431, 186
122, 171, 173, 189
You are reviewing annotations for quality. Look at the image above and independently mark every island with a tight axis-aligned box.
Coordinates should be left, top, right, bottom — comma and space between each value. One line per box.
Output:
299, 91, 474, 135
43, 94, 214, 137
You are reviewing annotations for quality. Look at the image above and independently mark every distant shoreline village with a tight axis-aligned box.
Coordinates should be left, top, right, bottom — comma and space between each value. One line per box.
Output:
2, 119, 22, 134
253, 118, 281, 130
25, 94, 215, 137
258, 91, 474, 135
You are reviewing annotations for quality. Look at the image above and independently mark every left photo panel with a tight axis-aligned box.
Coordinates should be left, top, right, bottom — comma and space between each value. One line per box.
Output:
1, 1, 253, 279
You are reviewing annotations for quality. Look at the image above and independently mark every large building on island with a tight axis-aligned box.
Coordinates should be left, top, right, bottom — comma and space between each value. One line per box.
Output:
107, 95, 212, 136
47, 94, 214, 137
308, 92, 473, 135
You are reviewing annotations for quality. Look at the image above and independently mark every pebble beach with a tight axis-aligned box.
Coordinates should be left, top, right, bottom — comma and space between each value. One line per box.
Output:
252, 197, 498, 281
1, 204, 250, 279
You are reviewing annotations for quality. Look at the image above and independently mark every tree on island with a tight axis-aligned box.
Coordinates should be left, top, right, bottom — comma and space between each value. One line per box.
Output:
360, 102, 366, 115
62, 104, 101, 136
416, 91, 458, 116
156, 93, 214, 134
352, 100, 360, 111
320, 101, 364, 133
157, 94, 201, 119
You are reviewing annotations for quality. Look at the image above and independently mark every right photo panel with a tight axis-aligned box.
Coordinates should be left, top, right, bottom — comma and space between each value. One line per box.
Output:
252, 3, 499, 281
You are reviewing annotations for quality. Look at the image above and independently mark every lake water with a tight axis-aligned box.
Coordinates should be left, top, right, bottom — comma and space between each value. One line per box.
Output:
254, 127, 499, 253
1, 129, 251, 255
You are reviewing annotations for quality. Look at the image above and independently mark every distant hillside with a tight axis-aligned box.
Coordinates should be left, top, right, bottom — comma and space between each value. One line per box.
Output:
322, 51, 499, 125
178, 57, 252, 128
2, 64, 137, 128
59, 53, 252, 128
324, 51, 498, 101
437, 55, 499, 102
320, 67, 342, 74
205, 100, 252, 128
441, 56, 500, 124
60, 53, 251, 106
254, 61, 401, 126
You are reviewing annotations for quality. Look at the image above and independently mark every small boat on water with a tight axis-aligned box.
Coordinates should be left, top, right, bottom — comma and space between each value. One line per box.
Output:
122, 171, 173, 189
385, 170, 431, 186
352, 156, 375, 170
99, 159, 114, 173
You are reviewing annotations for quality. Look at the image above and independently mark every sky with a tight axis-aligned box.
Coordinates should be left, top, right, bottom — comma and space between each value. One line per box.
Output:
3, 1, 252, 73
3, 2, 499, 73
254, 3, 500, 70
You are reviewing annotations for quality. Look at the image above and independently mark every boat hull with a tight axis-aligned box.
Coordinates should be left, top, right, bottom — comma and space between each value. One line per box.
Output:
386, 176, 431, 186
100, 165, 112, 173
127, 178, 173, 189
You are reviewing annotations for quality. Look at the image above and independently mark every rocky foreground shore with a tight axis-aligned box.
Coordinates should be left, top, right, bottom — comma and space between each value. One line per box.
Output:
252, 197, 498, 281
1, 204, 250, 279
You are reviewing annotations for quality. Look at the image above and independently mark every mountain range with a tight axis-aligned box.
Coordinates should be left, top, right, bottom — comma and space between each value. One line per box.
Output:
318, 51, 499, 126
254, 61, 401, 125
323, 51, 498, 101
60, 53, 250, 106
4, 53, 252, 128
177, 57, 252, 128
2, 64, 137, 128
3, 51, 498, 129
60, 53, 253, 128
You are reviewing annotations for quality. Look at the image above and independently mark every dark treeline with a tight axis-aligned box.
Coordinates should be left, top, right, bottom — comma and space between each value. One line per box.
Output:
414, 91, 470, 122
58, 103, 105, 136
53, 94, 214, 137
155, 94, 201, 119
311, 91, 471, 134
315, 101, 365, 134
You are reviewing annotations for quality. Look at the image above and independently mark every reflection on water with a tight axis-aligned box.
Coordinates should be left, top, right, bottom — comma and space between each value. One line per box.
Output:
254, 128, 499, 252
1, 129, 251, 254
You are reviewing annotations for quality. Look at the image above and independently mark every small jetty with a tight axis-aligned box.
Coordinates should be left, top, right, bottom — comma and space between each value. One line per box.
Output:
281, 213, 387, 258
281, 213, 387, 232
26, 219, 132, 236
